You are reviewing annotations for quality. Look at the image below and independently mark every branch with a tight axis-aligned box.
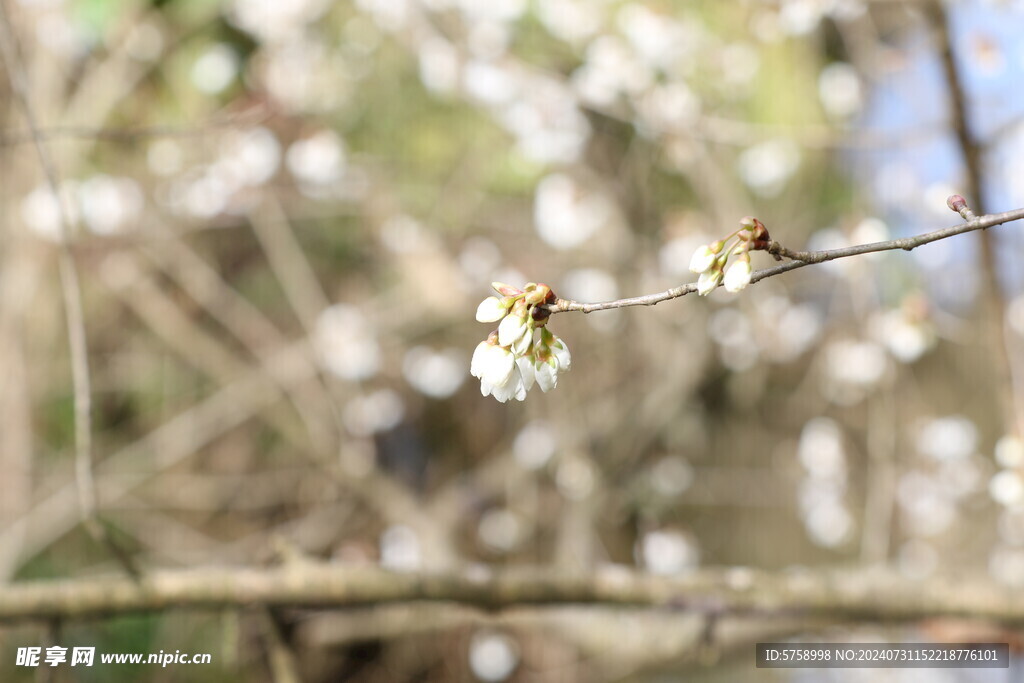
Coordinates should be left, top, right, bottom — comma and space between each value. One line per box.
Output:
0, 109, 269, 147
0, 0, 140, 579
547, 204, 1024, 314
2, 564, 1024, 626
927, 0, 1023, 437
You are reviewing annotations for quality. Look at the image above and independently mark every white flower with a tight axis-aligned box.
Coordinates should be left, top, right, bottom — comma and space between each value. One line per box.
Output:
498, 311, 529, 347
697, 268, 723, 296
476, 296, 508, 323
550, 335, 571, 371
723, 259, 752, 293
688, 245, 717, 274
471, 343, 516, 387
473, 281, 572, 402
482, 362, 528, 402
473, 341, 529, 402
534, 358, 559, 392
470, 341, 490, 379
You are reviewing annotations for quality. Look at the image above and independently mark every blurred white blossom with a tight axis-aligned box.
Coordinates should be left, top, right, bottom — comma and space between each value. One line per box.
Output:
403, 346, 466, 398
572, 36, 651, 106
534, 174, 611, 249
822, 339, 887, 404
996, 435, 1024, 469
380, 524, 421, 571
315, 304, 381, 381
617, 5, 692, 72
147, 139, 184, 177
916, 416, 977, 462
818, 62, 862, 119
536, 0, 603, 45
513, 421, 557, 470
191, 44, 239, 95
478, 508, 525, 552
468, 631, 519, 682
79, 175, 144, 235
990, 470, 1024, 507
649, 455, 694, 497
343, 389, 404, 436
418, 37, 460, 94
229, 0, 330, 41
803, 499, 853, 547
738, 139, 801, 197
990, 545, 1024, 587
869, 308, 935, 363
220, 127, 282, 187
898, 472, 956, 537
500, 80, 589, 164
799, 418, 845, 479
287, 130, 346, 188
639, 529, 699, 575
20, 183, 78, 241
556, 457, 594, 500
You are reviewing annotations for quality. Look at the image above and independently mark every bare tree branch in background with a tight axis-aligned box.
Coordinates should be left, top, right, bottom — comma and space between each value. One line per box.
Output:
0, 563, 1022, 626
0, 0, 140, 579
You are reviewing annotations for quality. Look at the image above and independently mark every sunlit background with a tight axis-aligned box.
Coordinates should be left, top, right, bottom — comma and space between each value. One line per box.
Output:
2, 0, 1024, 680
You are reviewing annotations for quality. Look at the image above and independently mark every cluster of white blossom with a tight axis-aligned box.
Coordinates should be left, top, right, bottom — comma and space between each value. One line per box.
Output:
471, 282, 571, 402
688, 216, 769, 295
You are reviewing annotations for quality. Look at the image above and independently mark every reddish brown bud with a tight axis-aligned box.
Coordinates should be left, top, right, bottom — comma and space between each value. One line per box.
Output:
752, 219, 769, 242
946, 195, 967, 213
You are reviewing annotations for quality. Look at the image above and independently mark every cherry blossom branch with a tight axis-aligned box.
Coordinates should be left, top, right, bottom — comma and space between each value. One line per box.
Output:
1, 563, 1022, 626
546, 200, 1024, 314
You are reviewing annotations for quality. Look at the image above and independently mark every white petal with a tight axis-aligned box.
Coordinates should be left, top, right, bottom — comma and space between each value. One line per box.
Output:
480, 378, 493, 397
517, 356, 535, 392
482, 345, 516, 386
490, 368, 524, 402
470, 341, 490, 378
723, 261, 752, 293
475, 296, 507, 323
491, 382, 515, 402
498, 313, 528, 347
535, 360, 558, 392
697, 269, 722, 296
512, 327, 533, 356
551, 338, 571, 371
688, 245, 716, 274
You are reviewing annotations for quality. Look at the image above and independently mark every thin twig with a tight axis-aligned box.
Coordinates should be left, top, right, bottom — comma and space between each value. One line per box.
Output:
546, 205, 1024, 314
0, 0, 140, 579
0, 109, 270, 146
260, 609, 304, 683
0, 564, 1023, 625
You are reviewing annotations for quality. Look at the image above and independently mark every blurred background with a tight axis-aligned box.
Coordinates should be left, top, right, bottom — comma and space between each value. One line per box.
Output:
2, 0, 1024, 680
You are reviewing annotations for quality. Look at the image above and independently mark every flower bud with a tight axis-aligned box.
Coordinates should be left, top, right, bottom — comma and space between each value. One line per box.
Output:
689, 245, 717, 274
492, 282, 524, 297
475, 296, 507, 323
697, 268, 723, 296
524, 283, 552, 306
946, 194, 967, 213
723, 257, 752, 293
